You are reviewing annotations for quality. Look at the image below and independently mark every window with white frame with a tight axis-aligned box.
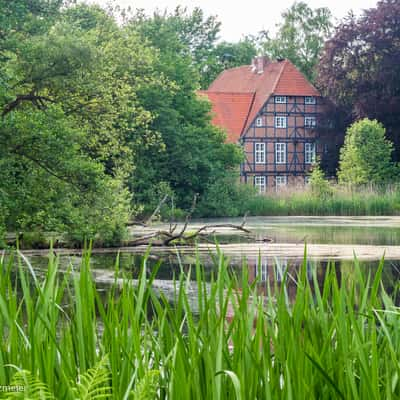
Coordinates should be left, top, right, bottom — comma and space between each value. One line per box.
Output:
275, 175, 287, 189
305, 96, 316, 105
256, 259, 268, 282
304, 176, 310, 185
275, 96, 287, 104
255, 142, 265, 164
305, 142, 316, 164
254, 176, 266, 193
256, 117, 263, 127
275, 116, 287, 128
275, 142, 286, 164
305, 116, 316, 128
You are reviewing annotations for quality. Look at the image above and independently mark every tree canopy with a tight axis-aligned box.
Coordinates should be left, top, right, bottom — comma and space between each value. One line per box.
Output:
317, 0, 400, 161
0, 1, 243, 243
129, 9, 243, 210
257, 1, 332, 81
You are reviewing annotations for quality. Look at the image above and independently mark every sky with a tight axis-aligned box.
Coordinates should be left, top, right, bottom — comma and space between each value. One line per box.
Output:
86, 0, 379, 42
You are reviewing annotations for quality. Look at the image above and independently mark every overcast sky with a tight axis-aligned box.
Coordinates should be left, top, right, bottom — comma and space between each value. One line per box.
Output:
86, 0, 379, 42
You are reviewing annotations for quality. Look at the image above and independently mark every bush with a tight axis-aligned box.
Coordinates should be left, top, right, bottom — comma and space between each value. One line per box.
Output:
338, 119, 397, 185
309, 162, 333, 199
196, 173, 256, 217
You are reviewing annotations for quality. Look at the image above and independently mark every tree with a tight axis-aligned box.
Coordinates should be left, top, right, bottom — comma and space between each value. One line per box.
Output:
129, 11, 243, 211
317, 0, 400, 161
130, 6, 221, 89
337, 119, 397, 185
0, 2, 159, 242
258, 1, 332, 81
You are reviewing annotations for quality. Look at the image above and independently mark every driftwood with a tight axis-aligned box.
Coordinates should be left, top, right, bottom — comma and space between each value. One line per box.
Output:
126, 195, 268, 246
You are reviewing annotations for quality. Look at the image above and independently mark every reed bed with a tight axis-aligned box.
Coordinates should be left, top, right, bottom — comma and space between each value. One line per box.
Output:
242, 185, 400, 216
0, 250, 399, 399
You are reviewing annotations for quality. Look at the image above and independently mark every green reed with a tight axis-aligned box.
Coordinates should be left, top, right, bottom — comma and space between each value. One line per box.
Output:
0, 249, 399, 399
243, 185, 400, 216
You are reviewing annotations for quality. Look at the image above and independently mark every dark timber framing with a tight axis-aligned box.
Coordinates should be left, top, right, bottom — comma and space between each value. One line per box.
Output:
240, 95, 321, 187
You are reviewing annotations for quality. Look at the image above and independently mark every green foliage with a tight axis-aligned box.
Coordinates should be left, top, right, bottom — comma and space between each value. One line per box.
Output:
130, 13, 243, 210
258, 1, 332, 81
317, 0, 400, 161
338, 119, 397, 186
0, 2, 161, 243
73, 356, 111, 399
131, 370, 160, 400
130, 6, 221, 89
0, 251, 400, 398
202, 184, 400, 217
309, 162, 333, 198
3, 370, 54, 399
196, 173, 256, 217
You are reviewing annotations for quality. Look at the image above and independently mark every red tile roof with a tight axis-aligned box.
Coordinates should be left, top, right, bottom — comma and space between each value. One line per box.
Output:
203, 59, 321, 140
273, 60, 320, 97
198, 91, 255, 143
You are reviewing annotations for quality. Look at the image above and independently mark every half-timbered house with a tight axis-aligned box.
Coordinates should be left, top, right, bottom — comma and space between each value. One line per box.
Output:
200, 56, 324, 191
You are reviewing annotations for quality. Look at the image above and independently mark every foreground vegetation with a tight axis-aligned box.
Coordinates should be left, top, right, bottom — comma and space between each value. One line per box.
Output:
0, 250, 399, 399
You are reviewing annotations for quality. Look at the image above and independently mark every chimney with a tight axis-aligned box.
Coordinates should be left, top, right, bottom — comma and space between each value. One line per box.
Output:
251, 56, 270, 74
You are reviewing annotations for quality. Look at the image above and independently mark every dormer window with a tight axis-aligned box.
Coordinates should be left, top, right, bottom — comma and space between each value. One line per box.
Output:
305, 96, 316, 105
256, 117, 263, 127
275, 96, 287, 104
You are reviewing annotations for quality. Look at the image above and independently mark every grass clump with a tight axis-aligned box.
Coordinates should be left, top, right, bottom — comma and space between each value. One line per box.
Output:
0, 250, 399, 398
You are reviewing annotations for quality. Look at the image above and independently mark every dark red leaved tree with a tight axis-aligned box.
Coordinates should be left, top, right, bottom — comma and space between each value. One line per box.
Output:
317, 0, 400, 169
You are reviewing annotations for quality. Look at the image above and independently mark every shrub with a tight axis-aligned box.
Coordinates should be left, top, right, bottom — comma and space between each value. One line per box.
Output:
338, 119, 397, 185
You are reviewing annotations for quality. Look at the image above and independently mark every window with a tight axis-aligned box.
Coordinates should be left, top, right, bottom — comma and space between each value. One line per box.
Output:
305, 116, 316, 128
305, 96, 316, 105
275, 96, 287, 104
305, 142, 316, 164
254, 176, 266, 193
256, 259, 268, 282
275, 116, 287, 128
256, 117, 263, 127
255, 142, 265, 164
275, 175, 287, 189
275, 142, 286, 164
304, 176, 310, 185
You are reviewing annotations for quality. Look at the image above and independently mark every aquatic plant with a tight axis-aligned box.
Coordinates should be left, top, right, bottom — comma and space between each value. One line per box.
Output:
0, 250, 399, 399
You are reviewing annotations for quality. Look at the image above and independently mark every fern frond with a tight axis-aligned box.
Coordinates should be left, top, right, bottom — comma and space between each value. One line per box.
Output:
1, 369, 54, 399
131, 370, 159, 400
74, 356, 111, 400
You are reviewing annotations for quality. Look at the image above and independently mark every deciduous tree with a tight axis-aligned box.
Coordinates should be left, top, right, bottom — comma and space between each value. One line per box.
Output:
317, 0, 400, 161
337, 119, 397, 185
258, 1, 332, 81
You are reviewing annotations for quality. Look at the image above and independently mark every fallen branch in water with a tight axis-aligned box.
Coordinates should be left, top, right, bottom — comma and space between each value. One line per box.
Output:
127, 196, 273, 246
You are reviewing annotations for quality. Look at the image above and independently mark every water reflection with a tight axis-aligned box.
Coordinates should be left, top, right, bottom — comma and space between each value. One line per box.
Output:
244, 256, 400, 303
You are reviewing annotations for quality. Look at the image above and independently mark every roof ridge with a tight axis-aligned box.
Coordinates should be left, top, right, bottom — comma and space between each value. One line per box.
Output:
271, 59, 288, 94
202, 91, 256, 95
241, 92, 256, 135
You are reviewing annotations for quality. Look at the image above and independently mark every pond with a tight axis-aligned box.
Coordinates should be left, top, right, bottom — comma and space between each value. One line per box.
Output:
15, 216, 400, 301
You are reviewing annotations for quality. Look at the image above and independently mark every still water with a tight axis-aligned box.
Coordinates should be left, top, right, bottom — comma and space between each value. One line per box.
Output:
21, 216, 400, 297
